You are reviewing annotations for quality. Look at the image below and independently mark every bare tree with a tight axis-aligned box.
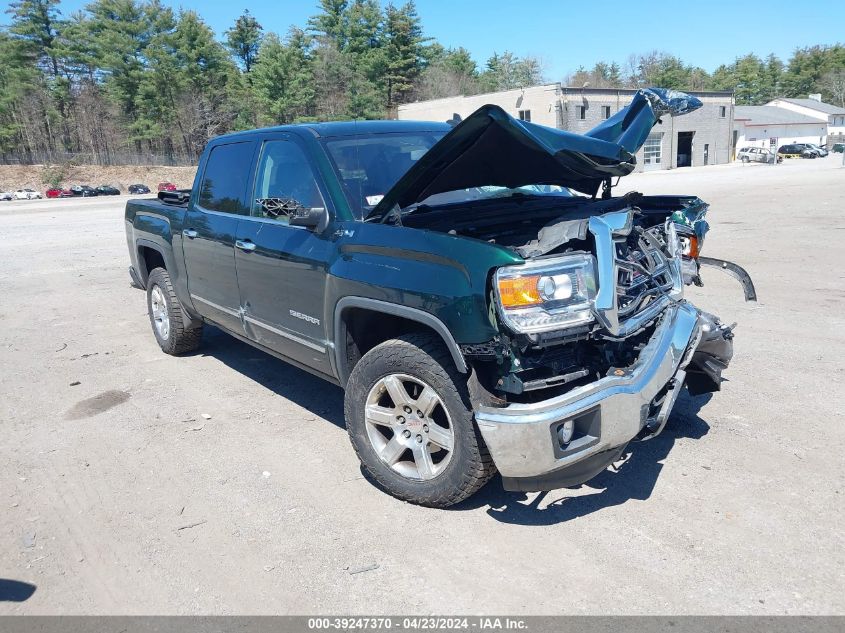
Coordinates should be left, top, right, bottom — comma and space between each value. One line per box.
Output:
820, 70, 845, 107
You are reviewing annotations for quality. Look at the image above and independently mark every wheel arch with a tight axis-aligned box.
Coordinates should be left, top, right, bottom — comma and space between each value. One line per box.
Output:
136, 239, 176, 286
333, 297, 468, 387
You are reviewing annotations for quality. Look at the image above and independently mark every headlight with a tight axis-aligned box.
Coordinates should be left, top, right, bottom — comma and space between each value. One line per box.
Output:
495, 253, 596, 333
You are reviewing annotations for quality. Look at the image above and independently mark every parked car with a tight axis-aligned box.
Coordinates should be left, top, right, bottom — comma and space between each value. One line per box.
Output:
157, 182, 177, 192
0, 191, 13, 201
96, 185, 121, 195
832, 143, 844, 153
791, 143, 824, 157
70, 185, 98, 197
45, 187, 74, 198
125, 88, 756, 507
806, 143, 829, 157
778, 144, 817, 159
14, 188, 42, 199
737, 147, 780, 164
128, 184, 151, 194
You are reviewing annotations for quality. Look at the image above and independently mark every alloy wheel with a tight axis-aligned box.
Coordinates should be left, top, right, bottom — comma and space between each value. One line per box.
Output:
150, 285, 170, 340
364, 373, 454, 481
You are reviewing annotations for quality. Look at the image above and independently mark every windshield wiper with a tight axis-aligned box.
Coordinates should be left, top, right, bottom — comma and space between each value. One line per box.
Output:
399, 202, 434, 217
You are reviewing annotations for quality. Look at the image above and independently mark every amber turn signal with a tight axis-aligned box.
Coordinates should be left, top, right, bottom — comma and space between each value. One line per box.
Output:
687, 235, 700, 258
498, 275, 541, 308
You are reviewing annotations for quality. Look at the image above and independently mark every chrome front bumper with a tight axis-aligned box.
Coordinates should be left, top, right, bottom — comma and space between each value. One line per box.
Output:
475, 302, 705, 489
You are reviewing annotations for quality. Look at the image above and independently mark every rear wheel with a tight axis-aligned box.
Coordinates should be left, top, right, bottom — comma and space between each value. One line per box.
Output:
146, 267, 202, 355
344, 333, 495, 508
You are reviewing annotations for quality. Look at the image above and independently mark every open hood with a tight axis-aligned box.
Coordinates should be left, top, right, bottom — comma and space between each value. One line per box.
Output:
368, 88, 702, 221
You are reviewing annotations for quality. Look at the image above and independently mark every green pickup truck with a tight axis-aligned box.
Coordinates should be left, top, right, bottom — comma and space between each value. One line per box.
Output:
125, 88, 755, 507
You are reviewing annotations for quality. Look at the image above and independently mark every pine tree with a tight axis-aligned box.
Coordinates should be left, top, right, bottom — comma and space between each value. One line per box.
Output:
172, 10, 241, 151
481, 51, 543, 91
307, 0, 349, 47
225, 10, 263, 73
85, 0, 172, 139
6, 0, 63, 77
0, 32, 40, 152
383, 1, 424, 106
251, 29, 316, 124
344, 0, 385, 117
783, 45, 845, 99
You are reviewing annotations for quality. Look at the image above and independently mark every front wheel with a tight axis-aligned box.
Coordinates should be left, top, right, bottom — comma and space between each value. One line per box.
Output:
741, 156, 749, 163
344, 333, 496, 508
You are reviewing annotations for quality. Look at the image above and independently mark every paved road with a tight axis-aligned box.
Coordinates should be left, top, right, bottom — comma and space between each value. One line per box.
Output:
1, 159, 843, 614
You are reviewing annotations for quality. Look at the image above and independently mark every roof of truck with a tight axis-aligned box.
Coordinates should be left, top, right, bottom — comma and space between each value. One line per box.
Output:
213, 119, 451, 142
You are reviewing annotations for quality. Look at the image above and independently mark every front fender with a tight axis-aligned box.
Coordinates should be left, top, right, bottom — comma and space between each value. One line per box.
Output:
325, 222, 521, 344
325, 222, 522, 383
698, 257, 757, 302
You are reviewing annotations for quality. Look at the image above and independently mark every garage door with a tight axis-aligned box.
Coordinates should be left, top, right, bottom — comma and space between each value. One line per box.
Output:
643, 134, 663, 171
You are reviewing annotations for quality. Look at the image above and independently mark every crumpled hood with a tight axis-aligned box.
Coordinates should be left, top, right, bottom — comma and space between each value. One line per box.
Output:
368, 88, 702, 221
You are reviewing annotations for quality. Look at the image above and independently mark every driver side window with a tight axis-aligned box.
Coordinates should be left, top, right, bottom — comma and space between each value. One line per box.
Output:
252, 140, 326, 223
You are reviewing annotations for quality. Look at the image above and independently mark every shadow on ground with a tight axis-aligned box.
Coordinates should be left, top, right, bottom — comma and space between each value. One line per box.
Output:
197, 327, 713, 524
197, 327, 345, 429
0, 579, 36, 602
457, 391, 713, 525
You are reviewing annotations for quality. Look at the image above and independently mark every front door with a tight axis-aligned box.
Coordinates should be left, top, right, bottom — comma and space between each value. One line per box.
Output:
234, 137, 335, 376
182, 140, 257, 333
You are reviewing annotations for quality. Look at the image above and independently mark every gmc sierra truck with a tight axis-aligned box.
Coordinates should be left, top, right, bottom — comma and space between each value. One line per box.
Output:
125, 88, 755, 508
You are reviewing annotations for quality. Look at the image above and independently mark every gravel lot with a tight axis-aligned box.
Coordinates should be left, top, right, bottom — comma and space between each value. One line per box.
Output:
1, 158, 843, 615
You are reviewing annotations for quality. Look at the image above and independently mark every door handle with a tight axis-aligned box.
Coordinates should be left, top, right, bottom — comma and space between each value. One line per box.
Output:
182, 229, 198, 239
235, 239, 256, 252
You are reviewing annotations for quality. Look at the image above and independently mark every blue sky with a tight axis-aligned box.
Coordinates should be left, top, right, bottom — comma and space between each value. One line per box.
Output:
3, 0, 843, 79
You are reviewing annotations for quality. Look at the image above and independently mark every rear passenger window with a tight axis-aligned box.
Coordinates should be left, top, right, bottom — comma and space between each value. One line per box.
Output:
198, 142, 255, 214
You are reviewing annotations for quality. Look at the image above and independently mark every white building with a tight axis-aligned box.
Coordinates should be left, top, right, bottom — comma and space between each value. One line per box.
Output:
733, 106, 828, 151
766, 96, 845, 145
398, 84, 562, 128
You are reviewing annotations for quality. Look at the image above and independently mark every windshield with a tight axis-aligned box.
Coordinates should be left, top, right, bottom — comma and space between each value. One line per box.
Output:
323, 132, 445, 219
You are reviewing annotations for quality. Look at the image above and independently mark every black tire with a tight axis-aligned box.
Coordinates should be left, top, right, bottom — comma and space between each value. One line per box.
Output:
741, 156, 749, 163
146, 267, 202, 355
344, 332, 496, 508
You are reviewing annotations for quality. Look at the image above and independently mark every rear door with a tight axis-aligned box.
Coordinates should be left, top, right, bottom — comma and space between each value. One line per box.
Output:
182, 140, 257, 333
233, 136, 335, 375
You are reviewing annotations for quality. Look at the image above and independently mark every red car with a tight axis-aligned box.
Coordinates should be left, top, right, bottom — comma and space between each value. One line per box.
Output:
45, 188, 73, 198
157, 182, 177, 192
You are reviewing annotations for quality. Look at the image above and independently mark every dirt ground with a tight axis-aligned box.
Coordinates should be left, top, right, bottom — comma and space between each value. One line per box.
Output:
0, 158, 843, 615
0, 164, 197, 192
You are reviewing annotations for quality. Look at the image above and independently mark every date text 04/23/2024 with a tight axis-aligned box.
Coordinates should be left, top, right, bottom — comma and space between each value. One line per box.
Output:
307, 617, 527, 630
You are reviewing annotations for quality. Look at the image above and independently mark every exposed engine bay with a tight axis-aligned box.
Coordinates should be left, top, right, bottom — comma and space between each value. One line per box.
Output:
404, 191, 755, 406
404, 191, 702, 262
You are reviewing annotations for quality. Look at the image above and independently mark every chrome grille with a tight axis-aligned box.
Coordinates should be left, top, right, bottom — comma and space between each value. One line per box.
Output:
615, 228, 675, 319
589, 210, 683, 337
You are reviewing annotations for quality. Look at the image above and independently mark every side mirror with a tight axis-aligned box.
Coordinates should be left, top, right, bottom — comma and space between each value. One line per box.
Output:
290, 206, 329, 232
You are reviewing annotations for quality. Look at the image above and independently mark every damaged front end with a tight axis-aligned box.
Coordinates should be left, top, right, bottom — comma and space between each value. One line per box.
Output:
370, 87, 755, 492
469, 198, 753, 492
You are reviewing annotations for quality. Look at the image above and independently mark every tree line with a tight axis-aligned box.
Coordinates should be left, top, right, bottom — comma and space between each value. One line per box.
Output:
567, 48, 845, 108
0, 0, 544, 164
1, 0, 844, 166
